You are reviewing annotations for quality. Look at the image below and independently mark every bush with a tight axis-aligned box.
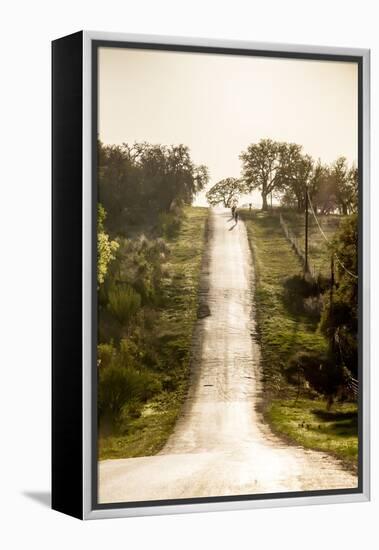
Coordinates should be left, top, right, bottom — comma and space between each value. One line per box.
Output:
119, 338, 139, 364
108, 285, 141, 325
98, 356, 162, 420
158, 212, 181, 238
111, 236, 170, 306
303, 295, 323, 317
97, 342, 116, 368
283, 274, 318, 298
286, 350, 345, 406
283, 274, 326, 318
97, 204, 119, 286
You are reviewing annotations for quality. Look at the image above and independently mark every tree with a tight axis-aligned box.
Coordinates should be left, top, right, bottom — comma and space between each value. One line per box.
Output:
287, 350, 345, 409
280, 149, 313, 211
279, 155, 358, 215
98, 141, 209, 233
347, 164, 358, 214
133, 143, 209, 213
320, 214, 358, 378
309, 161, 335, 215
98, 141, 141, 232
206, 177, 246, 208
240, 139, 294, 210
329, 157, 356, 215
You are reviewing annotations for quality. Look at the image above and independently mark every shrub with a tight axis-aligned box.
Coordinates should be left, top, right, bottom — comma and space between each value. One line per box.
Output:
121, 400, 143, 420
112, 236, 170, 305
119, 338, 139, 364
98, 358, 162, 420
98, 363, 135, 418
286, 350, 345, 407
283, 274, 325, 318
303, 295, 323, 318
283, 274, 318, 298
158, 212, 181, 239
97, 204, 119, 286
97, 342, 116, 369
108, 285, 141, 325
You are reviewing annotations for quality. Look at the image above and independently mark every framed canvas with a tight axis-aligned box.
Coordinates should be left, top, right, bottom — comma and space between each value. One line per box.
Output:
52, 31, 370, 520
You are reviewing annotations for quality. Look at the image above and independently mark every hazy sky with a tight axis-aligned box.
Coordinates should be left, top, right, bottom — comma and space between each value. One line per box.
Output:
98, 47, 358, 207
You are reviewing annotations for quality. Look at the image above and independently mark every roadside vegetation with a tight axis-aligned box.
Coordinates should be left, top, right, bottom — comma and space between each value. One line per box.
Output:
207, 138, 359, 471
268, 399, 358, 469
241, 211, 358, 470
97, 140, 209, 460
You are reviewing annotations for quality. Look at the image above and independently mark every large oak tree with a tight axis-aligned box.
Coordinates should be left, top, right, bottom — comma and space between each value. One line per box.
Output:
206, 177, 246, 208
240, 139, 290, 210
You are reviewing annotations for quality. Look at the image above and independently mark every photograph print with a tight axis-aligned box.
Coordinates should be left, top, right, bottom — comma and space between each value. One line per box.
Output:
95, 43, 361, 506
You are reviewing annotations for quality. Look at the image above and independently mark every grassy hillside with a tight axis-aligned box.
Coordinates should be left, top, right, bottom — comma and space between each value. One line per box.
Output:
99, 206, 209, 460
241, 210, 358, 471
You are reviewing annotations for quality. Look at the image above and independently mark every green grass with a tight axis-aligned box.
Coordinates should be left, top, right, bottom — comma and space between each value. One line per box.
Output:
241, 210, 357, 470
266, 399, 358, 470
99, 206, 209, 460
99, 392, 184, 459
241, 210, 327, 393
280, 210, 344, 277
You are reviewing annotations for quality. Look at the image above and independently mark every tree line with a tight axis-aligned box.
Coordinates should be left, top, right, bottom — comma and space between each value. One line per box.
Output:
98, 140, 208, 235
207, 138, 358, 214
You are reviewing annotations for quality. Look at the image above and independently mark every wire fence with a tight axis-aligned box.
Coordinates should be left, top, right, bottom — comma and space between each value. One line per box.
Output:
306, 190, 358, 280
279, 210, 359, 401
279, 213, 318, 280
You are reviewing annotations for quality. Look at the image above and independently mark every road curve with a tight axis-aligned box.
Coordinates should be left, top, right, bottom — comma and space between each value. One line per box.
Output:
99, 209, 357, 504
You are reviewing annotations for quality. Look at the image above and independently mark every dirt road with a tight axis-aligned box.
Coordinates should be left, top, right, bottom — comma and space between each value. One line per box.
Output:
99, 209, 357, 503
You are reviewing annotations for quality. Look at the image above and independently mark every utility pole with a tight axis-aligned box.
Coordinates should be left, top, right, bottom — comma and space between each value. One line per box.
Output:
304, 185, 309, 274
